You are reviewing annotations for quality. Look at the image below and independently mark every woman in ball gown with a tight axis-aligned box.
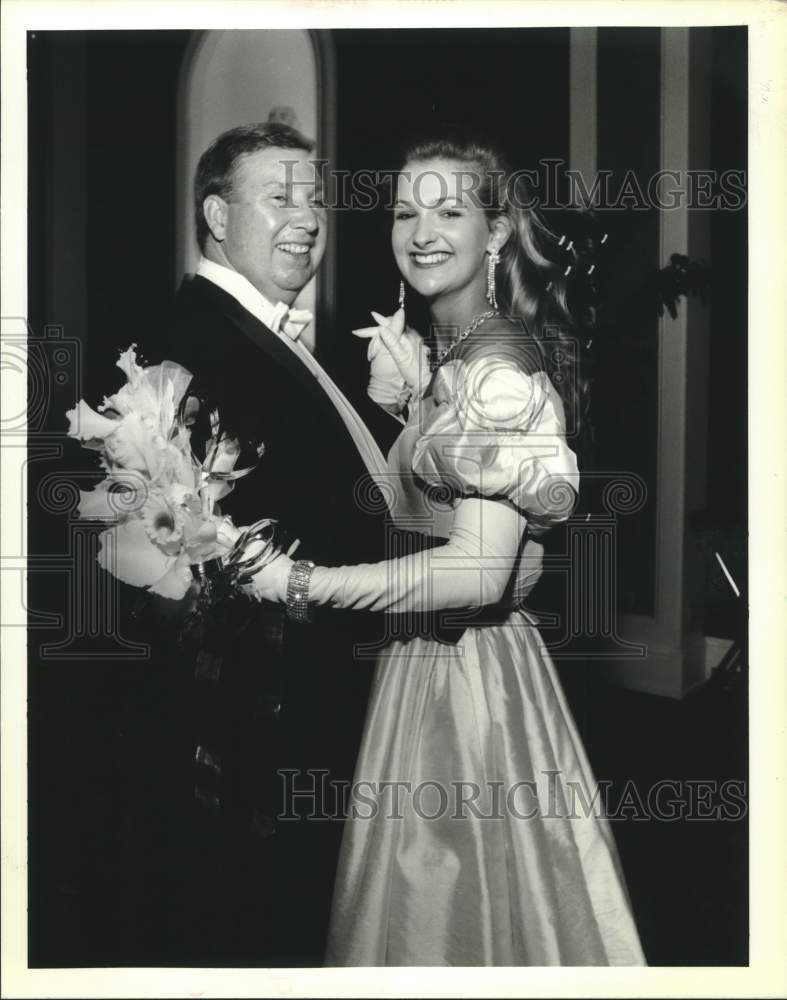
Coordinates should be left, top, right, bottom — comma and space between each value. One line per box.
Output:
252, 135, 646, 967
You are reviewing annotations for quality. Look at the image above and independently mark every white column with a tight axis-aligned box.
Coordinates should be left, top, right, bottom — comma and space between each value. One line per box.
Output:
611, 28, 714, 698
569, 27, 597, 206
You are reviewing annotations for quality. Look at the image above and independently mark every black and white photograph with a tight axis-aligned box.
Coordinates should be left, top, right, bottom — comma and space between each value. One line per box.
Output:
2, 1, 785, 996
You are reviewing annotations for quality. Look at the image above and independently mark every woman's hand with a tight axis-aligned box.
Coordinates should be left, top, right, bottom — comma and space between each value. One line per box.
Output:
353, 307, 431, 411
244, 550, 293, 604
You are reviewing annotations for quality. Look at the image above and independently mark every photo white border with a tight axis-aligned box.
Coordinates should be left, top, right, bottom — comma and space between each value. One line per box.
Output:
2, 1, 786, 997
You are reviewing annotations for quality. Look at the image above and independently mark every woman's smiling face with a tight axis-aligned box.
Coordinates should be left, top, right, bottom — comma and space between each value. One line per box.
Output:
392, 158, 496, 304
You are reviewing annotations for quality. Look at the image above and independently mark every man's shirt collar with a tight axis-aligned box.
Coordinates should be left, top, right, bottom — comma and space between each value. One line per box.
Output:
196, 257, 312, 340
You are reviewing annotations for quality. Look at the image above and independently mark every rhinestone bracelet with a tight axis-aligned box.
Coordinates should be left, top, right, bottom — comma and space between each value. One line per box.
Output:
285, 559, 315, 624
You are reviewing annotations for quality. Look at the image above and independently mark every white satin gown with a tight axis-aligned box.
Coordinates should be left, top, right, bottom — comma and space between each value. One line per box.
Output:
320, 351, 646, 966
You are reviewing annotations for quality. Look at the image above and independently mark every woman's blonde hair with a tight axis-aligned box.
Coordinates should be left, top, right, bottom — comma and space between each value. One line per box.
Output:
401, 135, 591, 433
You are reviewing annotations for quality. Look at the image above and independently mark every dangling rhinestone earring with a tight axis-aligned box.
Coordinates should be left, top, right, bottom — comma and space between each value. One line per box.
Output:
398, 280, 406, 309
486, 249, 500, 309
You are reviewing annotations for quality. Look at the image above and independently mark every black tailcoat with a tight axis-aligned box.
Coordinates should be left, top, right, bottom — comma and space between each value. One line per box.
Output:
125, 274, 400, 965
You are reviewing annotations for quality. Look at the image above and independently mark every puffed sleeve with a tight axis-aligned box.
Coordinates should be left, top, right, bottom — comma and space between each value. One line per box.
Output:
412, 355, 579, 530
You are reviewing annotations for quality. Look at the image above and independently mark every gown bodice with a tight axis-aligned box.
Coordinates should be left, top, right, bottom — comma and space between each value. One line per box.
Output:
384, 357, 580, 607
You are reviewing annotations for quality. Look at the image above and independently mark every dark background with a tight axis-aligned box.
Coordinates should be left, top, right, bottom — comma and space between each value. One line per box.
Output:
27, 27, 747, 967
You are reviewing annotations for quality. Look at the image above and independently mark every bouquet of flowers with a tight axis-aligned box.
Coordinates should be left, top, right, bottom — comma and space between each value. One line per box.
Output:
66, 345, 278, 622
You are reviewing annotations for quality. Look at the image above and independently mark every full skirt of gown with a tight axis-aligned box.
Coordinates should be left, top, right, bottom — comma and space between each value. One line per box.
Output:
324, 612, 647, 966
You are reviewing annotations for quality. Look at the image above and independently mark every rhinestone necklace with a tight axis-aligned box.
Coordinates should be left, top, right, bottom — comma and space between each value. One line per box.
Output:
432, 310, 499, 370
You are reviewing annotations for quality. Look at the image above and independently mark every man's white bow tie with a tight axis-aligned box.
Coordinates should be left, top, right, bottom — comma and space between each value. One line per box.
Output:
270, 300, 314, 341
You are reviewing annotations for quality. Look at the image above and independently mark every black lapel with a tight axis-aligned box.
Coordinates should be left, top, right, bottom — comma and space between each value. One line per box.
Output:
178, 275, 402, 458
181, 275, 328, 406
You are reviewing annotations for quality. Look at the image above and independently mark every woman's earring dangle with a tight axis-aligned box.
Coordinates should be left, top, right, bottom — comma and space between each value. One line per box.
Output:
486, 249, 500, 310
398, 280, 406, 310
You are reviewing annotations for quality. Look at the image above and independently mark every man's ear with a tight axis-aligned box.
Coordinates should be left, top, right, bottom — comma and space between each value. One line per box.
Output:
203, 194, 228, 243
487, 215, 513, 255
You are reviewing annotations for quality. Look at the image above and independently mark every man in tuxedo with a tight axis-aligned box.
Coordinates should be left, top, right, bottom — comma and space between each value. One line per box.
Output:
145, 122, 400, 966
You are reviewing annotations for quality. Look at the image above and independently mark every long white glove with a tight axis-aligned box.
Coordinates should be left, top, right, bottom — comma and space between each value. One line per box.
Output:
352, 307, 431, 416
308, 497, 527, 613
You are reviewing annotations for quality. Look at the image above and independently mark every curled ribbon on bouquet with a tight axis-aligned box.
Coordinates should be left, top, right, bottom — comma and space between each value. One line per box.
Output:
223, 518, 283, 579
177, 392, 267, 515
206, 441, 265, 481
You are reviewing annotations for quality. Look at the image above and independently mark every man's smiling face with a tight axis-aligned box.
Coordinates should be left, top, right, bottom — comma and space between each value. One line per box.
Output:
209, 146, 327, 304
